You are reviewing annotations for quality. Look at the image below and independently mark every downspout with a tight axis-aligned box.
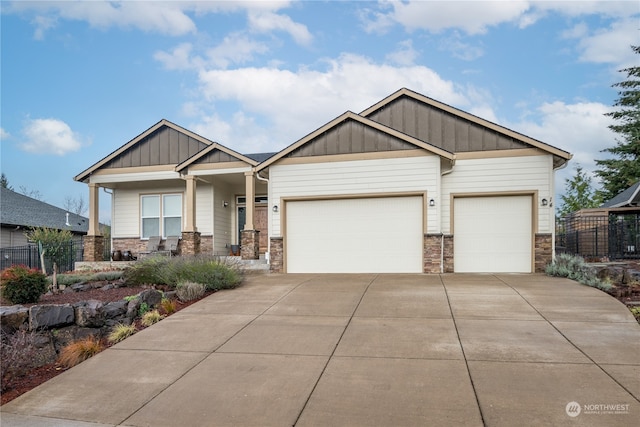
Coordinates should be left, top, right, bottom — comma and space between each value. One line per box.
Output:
255, 169, 270, 263
439, 158, 456, 273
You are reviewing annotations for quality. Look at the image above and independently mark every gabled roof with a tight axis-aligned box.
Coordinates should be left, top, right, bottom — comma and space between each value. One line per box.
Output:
257, 111, 454, 171
0, 187, 90, 233
75, 119, 214, 183
361, 88, 572, 165
175, 142, 260, 172
601, 181, 640, 208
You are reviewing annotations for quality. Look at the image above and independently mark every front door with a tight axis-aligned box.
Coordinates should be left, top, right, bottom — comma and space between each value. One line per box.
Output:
237, 205, 268, 254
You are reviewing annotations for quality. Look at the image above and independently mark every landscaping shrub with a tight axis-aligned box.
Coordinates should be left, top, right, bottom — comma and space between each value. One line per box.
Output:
1, 329, 39, 392
23, 227, 74, 274
160, 297, 177, 314
108, 323, 136, 344
123, 255, 243, 290
1, 265, 48, 304
176, 281, 205, 302
57, 336, 104, 369
141, 309, 164, 327
546, 253, 611, 291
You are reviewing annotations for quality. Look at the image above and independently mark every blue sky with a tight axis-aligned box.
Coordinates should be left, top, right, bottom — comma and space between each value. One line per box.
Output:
1, 1, 638, 222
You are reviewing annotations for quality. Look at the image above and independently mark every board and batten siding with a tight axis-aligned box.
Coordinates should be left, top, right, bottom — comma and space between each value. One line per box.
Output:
441, 155, 554, 234
269, 155, 440, 237
112, 186, 193, 238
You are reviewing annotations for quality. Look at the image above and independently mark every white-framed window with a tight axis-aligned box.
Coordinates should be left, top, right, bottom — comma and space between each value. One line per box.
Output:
141, 194, 182, 239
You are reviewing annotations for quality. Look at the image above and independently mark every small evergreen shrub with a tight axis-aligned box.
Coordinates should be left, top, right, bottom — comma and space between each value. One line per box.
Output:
0, 265, 48, 304
141, 309, 164, 327
545, 253, 611, 291
176, 281, 205, 302
108, 323, 136, 343
138, 302, 150, 317
57, 336, 104, 368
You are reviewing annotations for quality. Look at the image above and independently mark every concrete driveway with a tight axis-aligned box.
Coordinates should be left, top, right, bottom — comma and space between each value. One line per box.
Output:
2, 274, 639, 426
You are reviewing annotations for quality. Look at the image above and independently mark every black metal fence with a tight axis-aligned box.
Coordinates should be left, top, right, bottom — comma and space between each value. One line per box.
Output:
0, 240, 84, 273
556, 214, 640, 260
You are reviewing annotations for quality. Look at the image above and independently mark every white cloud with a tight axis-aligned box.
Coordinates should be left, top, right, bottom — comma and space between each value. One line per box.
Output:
191, 54, 475, 152
20, 118, 87, 156
207, 33, 270, 68
0, 128, 10, 140
6, 0, 299, 39
364, 0, 531, 35
573, 18, 639, 68
386, 39, 419, 66
362, 0, 638, 35
439, 34, 484, 61
248, 10, 313, 46
510, 101, 615, 187
154, 43, 201, 70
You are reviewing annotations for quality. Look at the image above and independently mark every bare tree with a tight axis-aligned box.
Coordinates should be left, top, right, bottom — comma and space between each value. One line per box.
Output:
63, 194, 87, 216
18, 185, 44, 201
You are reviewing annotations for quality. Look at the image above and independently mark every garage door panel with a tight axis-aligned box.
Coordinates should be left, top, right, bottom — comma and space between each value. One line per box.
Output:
286, 197, 423, 273
454, 196, 532, 273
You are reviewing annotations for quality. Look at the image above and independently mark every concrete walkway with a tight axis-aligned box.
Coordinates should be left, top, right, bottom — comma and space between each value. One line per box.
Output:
2, 274, 639, 426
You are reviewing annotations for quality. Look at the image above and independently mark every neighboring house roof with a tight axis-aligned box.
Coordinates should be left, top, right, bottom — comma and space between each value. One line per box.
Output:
256, 111, 455, 172
601, 181, 640, 208
0, 187, 90, 234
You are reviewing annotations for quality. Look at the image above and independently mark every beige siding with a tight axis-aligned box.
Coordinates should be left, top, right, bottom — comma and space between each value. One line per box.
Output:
270, 155, 440, 237
1, 227, 29, 247
196, 184, 213, 236
441, 155, 553, 234
213, 184, 235, 255
112, 186, 185, 238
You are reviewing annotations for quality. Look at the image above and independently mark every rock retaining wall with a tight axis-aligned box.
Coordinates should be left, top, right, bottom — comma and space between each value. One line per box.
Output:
0, 289, 164, 366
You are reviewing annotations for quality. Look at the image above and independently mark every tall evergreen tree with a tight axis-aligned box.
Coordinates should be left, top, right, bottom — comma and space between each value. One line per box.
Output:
0, 173, 12, 190
595, 45, 640, 202
558, 165, 602, 218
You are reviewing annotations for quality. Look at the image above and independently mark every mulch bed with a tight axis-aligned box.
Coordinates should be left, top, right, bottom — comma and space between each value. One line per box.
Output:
1, 285, 213, 405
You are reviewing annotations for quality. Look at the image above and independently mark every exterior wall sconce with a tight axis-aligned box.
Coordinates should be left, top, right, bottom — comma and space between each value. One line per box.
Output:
429, 199, 436, 207
541, 198, 548, 207
272, 205, 279, 213
222, 201, 229, 208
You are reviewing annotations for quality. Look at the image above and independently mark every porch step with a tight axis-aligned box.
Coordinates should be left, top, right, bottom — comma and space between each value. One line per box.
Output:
221, 255, 269, 272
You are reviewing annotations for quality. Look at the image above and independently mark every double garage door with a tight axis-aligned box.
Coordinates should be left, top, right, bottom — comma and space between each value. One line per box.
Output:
286, 197, 424, 273
284, 195, 533, 273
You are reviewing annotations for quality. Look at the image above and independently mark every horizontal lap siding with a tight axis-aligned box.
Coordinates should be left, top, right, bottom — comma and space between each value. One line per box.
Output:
441, 155, 553, 234
270, 156, 440, 237
196, 184, 213, 236
213, 185, 233, 254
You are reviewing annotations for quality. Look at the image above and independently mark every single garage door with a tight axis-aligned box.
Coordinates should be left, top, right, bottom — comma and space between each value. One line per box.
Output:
454, 195, 532, 273
286, 197, 423, 273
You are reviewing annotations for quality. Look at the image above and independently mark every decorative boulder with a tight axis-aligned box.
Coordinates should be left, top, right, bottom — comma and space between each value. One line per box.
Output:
74, 300, 105, 328
29, 304, 74, 330
139, 289, 163, 308
0, 305, 29, 333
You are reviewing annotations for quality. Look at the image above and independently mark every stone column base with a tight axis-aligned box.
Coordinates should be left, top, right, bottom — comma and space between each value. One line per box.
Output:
423, 234, 442, 273
181, 231, 201, 256
443, 235, 454, 273
83, 235, 105, 262
269, 237, 283, 273
535, 233, 553, 273
241, 230, 260, 260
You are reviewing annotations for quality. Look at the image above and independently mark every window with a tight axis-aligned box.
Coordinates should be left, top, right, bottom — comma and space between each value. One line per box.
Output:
141, 194, 182, 239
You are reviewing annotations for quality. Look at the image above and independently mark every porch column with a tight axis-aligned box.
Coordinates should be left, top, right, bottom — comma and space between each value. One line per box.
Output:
83, 183, 104, 262
241, 171, 259, 259
184, 175, 197, 232
182, 175, 200, 255
88, 183, 100, 236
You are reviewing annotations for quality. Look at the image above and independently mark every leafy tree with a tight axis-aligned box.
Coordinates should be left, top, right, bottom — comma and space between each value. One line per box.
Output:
558, 165, 602, 218
1, 173, 13, 190
595, 45, 640, 202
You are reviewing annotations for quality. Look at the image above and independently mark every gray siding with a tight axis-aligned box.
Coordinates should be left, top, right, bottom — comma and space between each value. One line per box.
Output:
366, 96, 529, 152
286, 118, 416, 158
104, 126, 208, 168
